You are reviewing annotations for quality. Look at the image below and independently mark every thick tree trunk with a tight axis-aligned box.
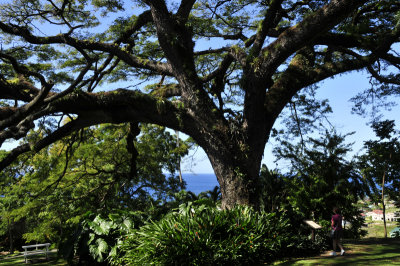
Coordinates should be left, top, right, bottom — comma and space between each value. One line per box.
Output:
220, 172, 261, 210
215, 166, 261, 210
207, 146, 264, 210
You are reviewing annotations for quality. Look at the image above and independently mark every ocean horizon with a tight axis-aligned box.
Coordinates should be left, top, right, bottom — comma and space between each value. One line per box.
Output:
182, 173, 219, 194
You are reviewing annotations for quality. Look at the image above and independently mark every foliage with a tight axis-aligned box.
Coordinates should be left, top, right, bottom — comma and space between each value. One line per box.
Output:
357, 120, 400, 237
59, 210, 141, 265
0, 151, 28, 253
109, 203, 324, 265
59, 189, 220, 264
357, 120, 400, 203
259, 165, 289, 213
0, 123, 190, 252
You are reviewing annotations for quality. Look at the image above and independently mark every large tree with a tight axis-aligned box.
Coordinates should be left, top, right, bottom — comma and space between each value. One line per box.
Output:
1, 0, 400, 209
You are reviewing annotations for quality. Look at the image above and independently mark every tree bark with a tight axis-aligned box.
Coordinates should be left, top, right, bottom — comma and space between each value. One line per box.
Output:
204, 133, 266, 209
382, 165, 387, 238
382, 198, 387, 238
381, 152, 392, 238
210, 157, 262, 210
8, 218, 14, 255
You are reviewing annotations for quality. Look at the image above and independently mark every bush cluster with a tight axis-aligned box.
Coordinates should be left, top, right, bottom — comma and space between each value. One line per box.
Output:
109, 203, 324, 265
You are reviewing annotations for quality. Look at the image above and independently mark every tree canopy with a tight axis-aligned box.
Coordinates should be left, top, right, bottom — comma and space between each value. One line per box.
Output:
1, 0, 400, 208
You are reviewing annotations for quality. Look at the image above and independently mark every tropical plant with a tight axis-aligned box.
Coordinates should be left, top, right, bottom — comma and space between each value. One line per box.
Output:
59, 211, 142, 265
110, 203, 323, 265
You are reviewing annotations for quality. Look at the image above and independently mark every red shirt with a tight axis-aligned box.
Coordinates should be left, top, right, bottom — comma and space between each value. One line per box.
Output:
331, 214, 343, 230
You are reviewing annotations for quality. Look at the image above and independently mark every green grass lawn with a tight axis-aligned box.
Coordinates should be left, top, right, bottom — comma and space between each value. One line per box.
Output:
365, 222, 398, 238
275, 238, 400, 265
0, 251, 67, 265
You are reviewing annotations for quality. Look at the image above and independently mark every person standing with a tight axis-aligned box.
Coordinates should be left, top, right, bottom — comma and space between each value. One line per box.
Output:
331, 207, 345, 256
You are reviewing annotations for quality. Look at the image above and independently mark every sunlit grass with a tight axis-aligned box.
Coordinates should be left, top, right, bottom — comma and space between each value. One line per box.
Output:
365, 221, 398, 238
274, 221, 400, 265
274, 238, 400, 265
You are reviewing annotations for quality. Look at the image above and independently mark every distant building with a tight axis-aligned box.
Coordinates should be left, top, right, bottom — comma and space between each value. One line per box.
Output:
365, 210, 400, 221
386, 212, 400, 222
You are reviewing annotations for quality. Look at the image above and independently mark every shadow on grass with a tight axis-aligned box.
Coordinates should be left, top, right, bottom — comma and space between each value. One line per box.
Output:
275, 238, 400, 265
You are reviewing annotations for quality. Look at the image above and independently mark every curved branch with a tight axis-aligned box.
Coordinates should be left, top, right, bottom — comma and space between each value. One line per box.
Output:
198, 31, 248, 42
0, 52, 49, 87
87, 55, 119, 92
258, 0, 368, 79
0, 143, 30, 171
177, 0, 196, 22
201, 53, 234, 83
117, 10, 152, 44
313, 32, 367, 48
265, 53, 374, 120
382, 53, 400, 67
0, 88, 209, 170
0, 82, 53, 131
0, 80, 40, 102
44, 61, 93, 103
367, 65, 400, 86
0, 21, 173, 76
0, 119, 35, 147
0, 116, 94, 171
194, 47, 230, 56
250, 0, 284, 56
150, 83, 182, 98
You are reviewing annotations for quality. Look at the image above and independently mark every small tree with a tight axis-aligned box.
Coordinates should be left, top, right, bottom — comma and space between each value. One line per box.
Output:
357, 120, 400, 238
274, 130, 367, 237
0, 124, 190, 250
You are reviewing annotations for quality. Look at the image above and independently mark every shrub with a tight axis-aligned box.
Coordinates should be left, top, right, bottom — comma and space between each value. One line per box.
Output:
110, 203, 318, 265
59, 210, 143, 265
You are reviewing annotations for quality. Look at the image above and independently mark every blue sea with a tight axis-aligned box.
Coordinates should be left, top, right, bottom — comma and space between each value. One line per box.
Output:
182, 173, 219, 194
